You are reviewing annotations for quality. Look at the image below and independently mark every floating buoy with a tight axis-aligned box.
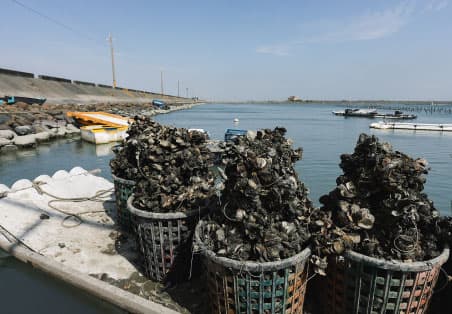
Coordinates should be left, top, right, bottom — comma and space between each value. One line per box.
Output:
233, 118, 239, 123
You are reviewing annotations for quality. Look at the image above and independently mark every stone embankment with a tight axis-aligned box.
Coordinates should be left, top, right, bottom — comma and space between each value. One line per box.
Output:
0, 102, 201, 153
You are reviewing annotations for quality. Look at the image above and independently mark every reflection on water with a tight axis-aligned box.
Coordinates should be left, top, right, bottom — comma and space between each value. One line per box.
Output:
0, 248, 10, 259
95, 142, 117, 157
0, 138, 114, 187
0, 250, 124, 314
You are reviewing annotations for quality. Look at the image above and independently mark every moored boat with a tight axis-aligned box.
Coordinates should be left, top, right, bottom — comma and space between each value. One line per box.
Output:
67, 111, 132, 127
333, 108, 378, 117
80, 125, 128, 144
333, 108, 416, 119
1, 95, 46, 105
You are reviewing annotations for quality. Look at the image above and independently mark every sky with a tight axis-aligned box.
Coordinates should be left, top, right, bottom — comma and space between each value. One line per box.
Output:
1, 0, 452, 101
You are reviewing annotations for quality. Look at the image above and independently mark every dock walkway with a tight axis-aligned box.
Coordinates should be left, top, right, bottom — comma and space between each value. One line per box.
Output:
0, 167, 179, 314
370, 121, 452, 131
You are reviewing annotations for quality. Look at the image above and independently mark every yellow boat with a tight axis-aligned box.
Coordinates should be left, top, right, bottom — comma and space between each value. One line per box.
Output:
80, 125, 128, 144
67, 112, 132, 127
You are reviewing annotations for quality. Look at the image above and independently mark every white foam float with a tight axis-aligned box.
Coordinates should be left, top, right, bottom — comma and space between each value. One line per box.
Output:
0, 184, 10, 194
52, 170, 70, 180
33, 175, 52, 184
69, 167, 87, 175
10, 179, 33, 192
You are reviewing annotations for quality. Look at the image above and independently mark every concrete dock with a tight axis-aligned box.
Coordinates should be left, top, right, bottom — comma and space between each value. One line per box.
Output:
0, 167, 186, 313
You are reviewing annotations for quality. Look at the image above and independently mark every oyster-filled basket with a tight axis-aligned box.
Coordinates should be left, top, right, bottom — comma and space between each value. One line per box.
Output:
195, 221, 311, 314
325, 248, 449, 314
111, 174, 135, 232
127, 195, 205, 282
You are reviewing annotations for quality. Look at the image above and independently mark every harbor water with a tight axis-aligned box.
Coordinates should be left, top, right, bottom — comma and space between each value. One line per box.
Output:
1, 103, 451, 313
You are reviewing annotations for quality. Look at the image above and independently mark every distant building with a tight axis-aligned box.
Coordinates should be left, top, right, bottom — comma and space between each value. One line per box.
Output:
288, 96, 301, 102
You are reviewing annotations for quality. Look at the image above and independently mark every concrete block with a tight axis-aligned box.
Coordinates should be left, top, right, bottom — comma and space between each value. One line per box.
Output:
0, 130, 15, 140
14, 134, 37, 147
66, 124, 81, 135
34, 131, 51, 142
55, 128, 67, 137
0, 138, 12, 147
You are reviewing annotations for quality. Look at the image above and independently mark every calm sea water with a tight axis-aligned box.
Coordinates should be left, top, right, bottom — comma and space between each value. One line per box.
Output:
0, 103, 451, 312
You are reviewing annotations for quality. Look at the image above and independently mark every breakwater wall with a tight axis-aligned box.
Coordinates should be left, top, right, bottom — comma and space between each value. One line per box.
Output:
0, 67, 191, 105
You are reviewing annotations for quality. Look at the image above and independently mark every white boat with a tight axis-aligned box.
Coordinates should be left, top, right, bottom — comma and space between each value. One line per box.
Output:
370, 121, 452, 131
80, 125, 128, 144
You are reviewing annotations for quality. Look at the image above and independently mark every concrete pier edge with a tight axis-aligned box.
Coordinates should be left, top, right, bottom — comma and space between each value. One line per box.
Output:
0, 236, 179, 314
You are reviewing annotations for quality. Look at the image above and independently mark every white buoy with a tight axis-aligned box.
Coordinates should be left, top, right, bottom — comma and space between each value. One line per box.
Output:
233, 118, 239, 123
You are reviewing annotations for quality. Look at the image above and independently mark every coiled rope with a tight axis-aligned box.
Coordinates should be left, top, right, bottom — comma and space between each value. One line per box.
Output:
32, 181, 114, 228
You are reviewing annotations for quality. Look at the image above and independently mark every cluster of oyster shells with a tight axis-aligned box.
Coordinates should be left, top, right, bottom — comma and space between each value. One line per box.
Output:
112, 118, 452, 272
112, 116, 215, 213
315, 133, 445, 263
200, 127, 315, 262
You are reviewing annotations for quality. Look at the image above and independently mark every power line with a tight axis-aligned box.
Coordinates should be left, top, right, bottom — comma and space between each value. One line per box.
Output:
10, 0, 102, 44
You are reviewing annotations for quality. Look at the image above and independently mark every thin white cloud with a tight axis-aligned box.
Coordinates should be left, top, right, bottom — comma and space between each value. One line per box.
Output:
424, 0, 448, 11
257, 1, 416, 56
256, 44, 290, 56
323, 1, 415, 42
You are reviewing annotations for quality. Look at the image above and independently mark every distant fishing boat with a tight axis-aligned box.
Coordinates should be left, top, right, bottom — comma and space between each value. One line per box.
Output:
333, 108, 416, 120
333, 108, 378, 117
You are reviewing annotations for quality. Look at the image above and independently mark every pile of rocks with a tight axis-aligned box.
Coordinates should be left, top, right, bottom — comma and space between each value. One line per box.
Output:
199, 127, 315, 262
0, 103, 80, 152
111, 116, 215, 213
312, 134, 448, 264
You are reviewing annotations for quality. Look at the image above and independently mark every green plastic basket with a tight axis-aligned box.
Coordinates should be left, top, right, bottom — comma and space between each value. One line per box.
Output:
325, 248, 449, 314
112, 174, 135, 232
195, 221, 311, 314
127, 194, 206, 282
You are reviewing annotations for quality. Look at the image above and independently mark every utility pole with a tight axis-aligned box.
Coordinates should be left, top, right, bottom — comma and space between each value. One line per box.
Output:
186, 87, 189, 98
177, 80, 180, 97
160, 71, 164, 95
108, 33, 117, 88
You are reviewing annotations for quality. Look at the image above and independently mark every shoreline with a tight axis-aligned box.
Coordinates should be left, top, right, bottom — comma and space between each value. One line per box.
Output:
0, 101, 204, 154
209, 100, 452, 105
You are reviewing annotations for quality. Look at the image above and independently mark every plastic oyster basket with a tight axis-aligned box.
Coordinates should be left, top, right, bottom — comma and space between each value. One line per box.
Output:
194, 221, 311, 314
127, 194, 205, 282
111, 174, 135, 232
325, 248, 449, 314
